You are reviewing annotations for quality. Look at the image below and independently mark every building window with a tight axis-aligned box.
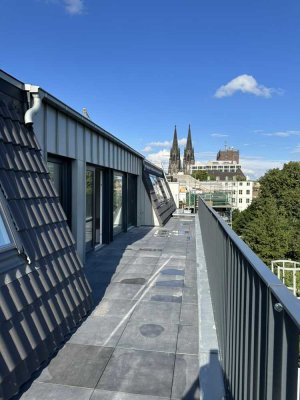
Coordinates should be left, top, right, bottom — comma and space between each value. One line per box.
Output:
232, 198, 235, 203
246, 190, 250, 194
0, 213, 11, 249
247, 182, 250, 186
239, 182, 243, 186
239, 190, 243, 194
48, 155, 72, 228
239, 198, 243, 203
246, 198, 250, 203
232, 190, 236, 195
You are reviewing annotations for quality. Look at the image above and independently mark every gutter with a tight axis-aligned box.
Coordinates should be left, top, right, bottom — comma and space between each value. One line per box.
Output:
24, 84, 42, 125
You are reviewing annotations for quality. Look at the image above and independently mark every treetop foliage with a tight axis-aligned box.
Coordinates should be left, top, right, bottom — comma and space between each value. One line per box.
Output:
233, 162, 300, 265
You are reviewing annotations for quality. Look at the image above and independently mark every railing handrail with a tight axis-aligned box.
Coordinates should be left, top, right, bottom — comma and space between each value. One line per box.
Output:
199, 197, 300, 328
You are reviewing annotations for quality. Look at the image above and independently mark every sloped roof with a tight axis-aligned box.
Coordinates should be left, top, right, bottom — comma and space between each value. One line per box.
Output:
0, 91, 93, 399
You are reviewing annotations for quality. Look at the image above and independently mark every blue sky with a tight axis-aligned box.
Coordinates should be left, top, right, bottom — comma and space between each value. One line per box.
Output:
1, 0, 300, 178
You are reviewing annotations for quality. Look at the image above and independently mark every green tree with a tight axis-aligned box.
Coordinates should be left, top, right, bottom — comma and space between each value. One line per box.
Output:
192, 170, 208, 181
232, 161, 300, 265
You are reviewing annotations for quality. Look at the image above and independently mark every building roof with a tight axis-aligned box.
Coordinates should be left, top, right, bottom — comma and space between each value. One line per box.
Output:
0, 85, 93, 398
207, 169, 246, 180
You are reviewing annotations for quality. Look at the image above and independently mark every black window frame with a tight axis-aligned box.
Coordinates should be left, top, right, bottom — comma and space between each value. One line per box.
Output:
47, 154, 72, 228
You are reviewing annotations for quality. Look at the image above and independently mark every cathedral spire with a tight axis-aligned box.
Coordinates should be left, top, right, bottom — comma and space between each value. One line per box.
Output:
186, 124, 192, 149
171, 125, 178, 150
168, 125, 181, 175
183, 124, 195, 174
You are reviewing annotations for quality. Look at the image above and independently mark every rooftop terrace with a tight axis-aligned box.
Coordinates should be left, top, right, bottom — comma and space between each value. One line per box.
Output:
16, 215, 225, 400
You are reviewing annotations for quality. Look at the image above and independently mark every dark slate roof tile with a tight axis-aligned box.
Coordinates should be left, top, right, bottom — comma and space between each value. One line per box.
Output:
0, 89, 92, 399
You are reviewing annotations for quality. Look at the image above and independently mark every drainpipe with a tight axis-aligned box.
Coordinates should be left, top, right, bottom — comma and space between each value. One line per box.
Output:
24, 84, 42, 125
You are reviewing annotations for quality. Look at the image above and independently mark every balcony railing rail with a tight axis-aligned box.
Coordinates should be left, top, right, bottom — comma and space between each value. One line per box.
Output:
198, 197, 300, 400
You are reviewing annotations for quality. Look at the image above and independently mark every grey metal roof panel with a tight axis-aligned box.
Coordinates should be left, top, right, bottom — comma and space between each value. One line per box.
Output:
0, 88, 93, 399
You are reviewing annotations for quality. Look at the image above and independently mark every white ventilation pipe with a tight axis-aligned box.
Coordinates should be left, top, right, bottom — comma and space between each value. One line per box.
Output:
24, 84, 42, 125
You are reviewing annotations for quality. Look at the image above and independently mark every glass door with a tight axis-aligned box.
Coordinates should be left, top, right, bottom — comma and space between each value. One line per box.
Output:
85, 167, 103, 251
85, 168, 95, 251
113, 172, 124, 235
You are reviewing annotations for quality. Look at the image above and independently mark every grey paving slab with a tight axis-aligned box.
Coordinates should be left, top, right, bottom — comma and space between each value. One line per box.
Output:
182, 285, 198, 304
104, 282, 145, 300
142, 286, 183, 303
171, 354, 200, 400
69, 316, 128, 346
91, 390, 169, 400
92, 299, 137, 317
97, 348, 175, 397
113, 273, 152, 284
159, 268, 185, 276
131, 300, 181, 324
122, 263, 157, 275
155, 279, 185, 288
37, 344, 113, 388
117, 320, 179, 353
20, 382, 93, 400
177, 324, 199, 355
180, 303, 198, 325
133, 257, 160, 265
199, 351, 226, 399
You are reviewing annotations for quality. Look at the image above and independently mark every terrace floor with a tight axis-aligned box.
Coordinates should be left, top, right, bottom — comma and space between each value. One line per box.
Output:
18, 215, 224, 400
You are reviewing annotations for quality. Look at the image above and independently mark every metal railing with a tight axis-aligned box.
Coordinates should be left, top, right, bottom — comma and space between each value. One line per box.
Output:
271, 260, 300, 298
198, 198, 300, 400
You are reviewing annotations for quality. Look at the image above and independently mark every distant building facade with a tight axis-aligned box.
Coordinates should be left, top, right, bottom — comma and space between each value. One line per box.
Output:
191, 160, 246, 181
199, 180, 255, 212
217, 147, 239, 163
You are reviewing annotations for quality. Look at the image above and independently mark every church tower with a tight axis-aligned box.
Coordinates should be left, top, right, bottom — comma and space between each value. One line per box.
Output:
168, 126, 181, 175
183, 124, 195, 174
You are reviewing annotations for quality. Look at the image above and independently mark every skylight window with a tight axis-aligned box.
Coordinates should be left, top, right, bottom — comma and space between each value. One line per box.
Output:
0, 213, 11, 248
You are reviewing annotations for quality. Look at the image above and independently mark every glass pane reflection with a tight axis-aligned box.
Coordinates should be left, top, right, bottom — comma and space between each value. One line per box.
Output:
113, 173, 123, 234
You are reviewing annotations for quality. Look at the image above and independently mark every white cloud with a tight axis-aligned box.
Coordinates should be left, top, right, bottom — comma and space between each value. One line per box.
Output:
240, 157, 286, 179
146, 149, 170, 170
64, 0, 84, 14
262, 130, 300, 137
214, 74, 281, 98
210, 133, 229, 138
178, 138, 187, 146
142, 146, 152, 153
147, 138, 187, 148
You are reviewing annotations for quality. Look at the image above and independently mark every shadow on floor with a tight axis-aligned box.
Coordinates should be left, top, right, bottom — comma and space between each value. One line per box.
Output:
84, 227, 152, 307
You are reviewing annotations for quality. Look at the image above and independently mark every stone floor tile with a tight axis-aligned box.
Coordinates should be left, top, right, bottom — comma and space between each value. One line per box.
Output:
133, 257, 160, 265
120, 264, 157, 275
171, 354, 200, 400
177, 324, 199, 355
117, 320, 179, 353
131, 300, 181, 324
92, 299, 137, 318
104, 282, 145, 300
180, 303, 198, 325
91, 389, 169, 399
142, 286, 183, 303
37, 344, 113, 388
182, 286, 198, 304
97, 348, 175, 397
20, 382, 93, 400
69, 316, 128, 346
